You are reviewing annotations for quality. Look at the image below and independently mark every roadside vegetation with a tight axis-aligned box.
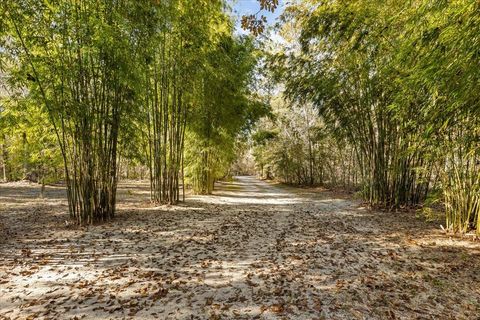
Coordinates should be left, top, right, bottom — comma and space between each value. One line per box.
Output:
1, 1, 478, 233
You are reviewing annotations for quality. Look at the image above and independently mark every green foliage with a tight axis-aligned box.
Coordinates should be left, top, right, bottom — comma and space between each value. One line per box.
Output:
252, 98, 358, 187
3, 0, 153, 224
2, 0, 477, 235
185, 35, 264, 194
0, 96, 62, 182
272, 0, 479, 233
1, 0, 266, 217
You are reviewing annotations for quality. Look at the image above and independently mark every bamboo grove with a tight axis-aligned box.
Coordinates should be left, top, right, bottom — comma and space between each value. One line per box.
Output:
1, 0, 263, 224
1, 0, 479, 236
256, 0, 479, 234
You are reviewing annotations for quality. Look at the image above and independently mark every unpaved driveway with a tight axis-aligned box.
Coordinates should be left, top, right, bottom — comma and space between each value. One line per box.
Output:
0, 176, 479, 319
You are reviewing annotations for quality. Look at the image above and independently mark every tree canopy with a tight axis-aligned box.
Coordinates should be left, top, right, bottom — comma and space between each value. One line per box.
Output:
1, 0, 478, 234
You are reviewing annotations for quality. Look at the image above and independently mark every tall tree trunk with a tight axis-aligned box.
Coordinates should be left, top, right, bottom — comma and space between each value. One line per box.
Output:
1, 134, 7, 182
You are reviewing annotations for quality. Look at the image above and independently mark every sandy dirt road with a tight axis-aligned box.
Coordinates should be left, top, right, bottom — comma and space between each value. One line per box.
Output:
0, 176, 479, 319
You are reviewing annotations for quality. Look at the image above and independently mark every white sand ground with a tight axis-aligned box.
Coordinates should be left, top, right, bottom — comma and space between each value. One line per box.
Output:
0, 176, 479, 319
